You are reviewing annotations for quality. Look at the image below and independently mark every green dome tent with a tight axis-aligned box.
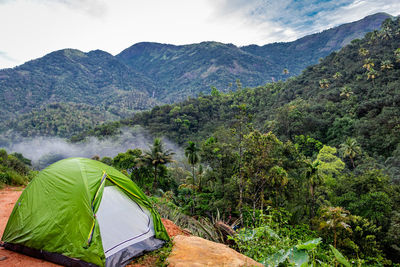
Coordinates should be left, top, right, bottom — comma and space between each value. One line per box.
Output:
1, 157, 169, 267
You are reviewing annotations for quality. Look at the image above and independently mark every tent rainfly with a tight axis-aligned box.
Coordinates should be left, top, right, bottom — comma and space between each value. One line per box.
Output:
1, 157, 169, 267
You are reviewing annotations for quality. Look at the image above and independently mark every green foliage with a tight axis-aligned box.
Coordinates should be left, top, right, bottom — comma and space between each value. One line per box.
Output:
339, 137, 361, 169
318, 206, 351, 249
2, 103, 121, 138
153, 197, 223, 242
184, 141, 200, 182
229, 208, 332, 266
103, 18, 400, 263
138, 138, 175, 192
332, 169, 395, 230
315, 146, 345, 179
0, 149, 32, 186
329, 245, 351, 267
295, 135, 323, 159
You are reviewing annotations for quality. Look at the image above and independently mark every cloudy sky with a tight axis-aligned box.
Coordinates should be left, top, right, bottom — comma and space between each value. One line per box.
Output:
1, 0, 400, 69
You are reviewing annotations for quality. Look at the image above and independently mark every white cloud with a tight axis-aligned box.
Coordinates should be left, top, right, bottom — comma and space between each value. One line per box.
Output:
49, 0, 108, 17
0, 51, 17, 66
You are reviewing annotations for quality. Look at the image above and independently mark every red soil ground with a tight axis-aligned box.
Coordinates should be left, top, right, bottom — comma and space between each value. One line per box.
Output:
0, 186, 60, 266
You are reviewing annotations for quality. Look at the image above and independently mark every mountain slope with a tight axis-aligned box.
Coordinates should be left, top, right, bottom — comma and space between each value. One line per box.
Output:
242, 12, 391, 77
117, 13, 390, 102
0, 49, 159, 122
116, 41, 275, 102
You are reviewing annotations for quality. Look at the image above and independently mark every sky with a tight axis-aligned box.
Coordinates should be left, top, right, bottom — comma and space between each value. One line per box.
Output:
1, 0, 400, 69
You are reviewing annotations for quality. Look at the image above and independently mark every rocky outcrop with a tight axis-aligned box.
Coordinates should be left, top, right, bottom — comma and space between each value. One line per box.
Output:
167, 235, 262, 267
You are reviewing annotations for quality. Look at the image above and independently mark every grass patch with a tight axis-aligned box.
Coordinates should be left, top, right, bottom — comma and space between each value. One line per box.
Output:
128, 241, 173, 267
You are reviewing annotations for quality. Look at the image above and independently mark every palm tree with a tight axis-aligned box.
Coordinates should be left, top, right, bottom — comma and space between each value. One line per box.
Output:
339, 86, 353, 98
140, 138, 175, 191
362, 58, 374, 71
184, 141, 200, 184
319, 206, 351, 249
333, 72, 342, 80
339, 137, 361, 169
304, 160, 321, 220
283, 68, 289, 75
367, 68, 378, 85
380, 20, 393, 40
319, 79, 330, 88
358, 47, 369, 57
380, 60, 393, 71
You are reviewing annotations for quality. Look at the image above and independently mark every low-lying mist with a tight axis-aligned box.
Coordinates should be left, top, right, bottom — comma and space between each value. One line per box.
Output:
3, 126, 184, 169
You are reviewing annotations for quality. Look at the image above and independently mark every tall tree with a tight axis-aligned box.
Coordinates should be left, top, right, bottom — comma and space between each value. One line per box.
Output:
283, 68, 289, 75
140, 138, 175, 191
380, 60, 394, 71
185, 141, 200, 184
231, 103, 251, 225
304, 160, 321, 220
339, 137, 361, 169
319, 206, 351, 249
268, 165, 288, 207
242, 131, 282, 218
315, 146, 345, 179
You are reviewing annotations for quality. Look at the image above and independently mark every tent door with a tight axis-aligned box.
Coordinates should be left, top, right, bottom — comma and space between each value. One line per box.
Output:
96, 186, 156, 258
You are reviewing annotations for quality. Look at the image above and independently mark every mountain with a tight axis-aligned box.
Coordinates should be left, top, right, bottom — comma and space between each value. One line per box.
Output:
117, 13, 391, 102
0, 13, 391, 137
0, 49, 159, 123
116, 41, 275, 103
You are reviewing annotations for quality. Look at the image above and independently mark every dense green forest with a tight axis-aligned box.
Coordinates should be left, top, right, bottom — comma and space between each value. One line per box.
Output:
1, 15, 400, 267
0, 13, 387, 132
0, 102, 121, 138
67, 17, 400, 265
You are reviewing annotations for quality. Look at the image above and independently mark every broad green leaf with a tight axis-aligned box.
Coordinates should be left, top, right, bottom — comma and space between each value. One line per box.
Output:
264, 249, 290, 266
329, 245, 351, 267
237, 225, 279, 241
288, 247, 309, 266
296, 237, 322, 251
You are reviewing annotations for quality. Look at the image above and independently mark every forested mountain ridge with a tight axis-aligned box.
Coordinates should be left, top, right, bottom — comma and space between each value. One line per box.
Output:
242, 12, 390, 79
0, 49, 159, 123
116, 41, 276, 103
117, 12, 390, 103
0, 13, 389, 133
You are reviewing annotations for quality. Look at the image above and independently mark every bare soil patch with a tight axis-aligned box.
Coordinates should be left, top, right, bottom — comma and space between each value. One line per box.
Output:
0, 186, 60, 266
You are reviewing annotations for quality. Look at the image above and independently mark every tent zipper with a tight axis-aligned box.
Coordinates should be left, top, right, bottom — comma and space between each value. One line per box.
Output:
86, 172, 107, 246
